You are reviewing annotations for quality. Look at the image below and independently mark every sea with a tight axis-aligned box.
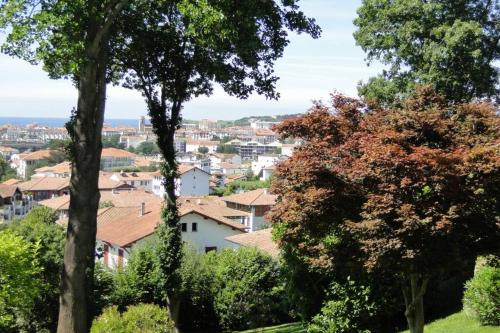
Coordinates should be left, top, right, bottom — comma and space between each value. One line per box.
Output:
0, 117, 138, 128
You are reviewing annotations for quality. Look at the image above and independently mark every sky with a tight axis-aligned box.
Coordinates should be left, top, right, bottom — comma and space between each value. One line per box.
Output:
0, 0, 385, 120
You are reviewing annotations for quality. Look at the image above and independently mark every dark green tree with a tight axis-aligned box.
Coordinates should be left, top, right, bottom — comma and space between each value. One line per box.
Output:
136, 141, 160, 155
354, 0, 500, 104
197, 146, 209, 154
0, 156, 16, 181
112, 0, 319, 328
216, 144, 238, 154
1, 1, 129, 331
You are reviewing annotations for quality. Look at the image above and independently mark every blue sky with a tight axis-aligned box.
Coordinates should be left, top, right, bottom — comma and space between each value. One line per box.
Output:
0, 0, 384, 120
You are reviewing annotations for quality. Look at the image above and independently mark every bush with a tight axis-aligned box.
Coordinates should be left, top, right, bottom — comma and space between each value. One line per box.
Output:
0, 231, 43, 332
91, 304, 174, 333
463, 264, 500, 325
307, 278, 377, 333
207, 247, 290, 331
7, 207, 64, 332
111, 240, 163, 310
178, 246, 219, 332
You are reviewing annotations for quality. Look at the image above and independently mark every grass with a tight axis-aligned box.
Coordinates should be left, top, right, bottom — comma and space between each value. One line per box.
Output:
236, 322, 306, 333
401, 311, 500, 333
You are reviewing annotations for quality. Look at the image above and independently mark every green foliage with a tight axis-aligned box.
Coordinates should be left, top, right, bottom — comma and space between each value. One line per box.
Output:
0, 155, 17, 181
463, 264, 500, 325
207, 247, 290, 331
90, 304, 174, 333
93, 262, 115, 318
354, 0, 500, 103
401, 311, 500, 333
102, 136, 125, 149
111, 239, 163, 310
216, 144, 239, 154
136, 141, 160, 155
99, 200, 114, 208
7, 206, 64, 332
22, 205, 58, 225
213, 179, 271, 196
198, 146, 210, 154
0, 231, 43, 331
178, 246, 219, 332
307, 278, 377, 333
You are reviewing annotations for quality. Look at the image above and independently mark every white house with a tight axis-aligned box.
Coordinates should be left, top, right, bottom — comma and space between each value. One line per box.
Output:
100, 148, 137, 171
220, 162, 247, 175
185, 140, 219, 154
222, 188, 276, 231
109, 172, 154, 191
209, 153, 242, 169
32, 161, 71, 178
0, 184, 33, 222
251, 154, 279, 177
0, 146, 19, 160
96, 199, 247, 269
152, 164, 210, 198
12, 149, 52, 179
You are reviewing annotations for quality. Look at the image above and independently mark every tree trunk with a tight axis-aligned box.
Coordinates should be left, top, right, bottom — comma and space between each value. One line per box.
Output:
402, 274, 428, 333
57, 23, 109, 333
149, 100, 184, 332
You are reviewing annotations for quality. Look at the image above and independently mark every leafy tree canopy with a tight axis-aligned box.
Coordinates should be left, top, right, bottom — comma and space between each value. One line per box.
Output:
354, 0, 500, 104
270, 87, 500, 333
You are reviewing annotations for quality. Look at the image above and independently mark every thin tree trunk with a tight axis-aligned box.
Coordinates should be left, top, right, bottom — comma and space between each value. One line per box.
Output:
402, 274, 428, 333
149, 100, 184, 332
57, 23, 109, 333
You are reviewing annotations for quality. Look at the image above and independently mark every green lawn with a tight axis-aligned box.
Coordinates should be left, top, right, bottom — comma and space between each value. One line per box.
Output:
401, 311, 500, 333
236, 322, 306, 333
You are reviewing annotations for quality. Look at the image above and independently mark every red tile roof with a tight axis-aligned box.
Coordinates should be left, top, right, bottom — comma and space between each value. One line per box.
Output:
222, 188, 276, 206
225, 228, 279, 257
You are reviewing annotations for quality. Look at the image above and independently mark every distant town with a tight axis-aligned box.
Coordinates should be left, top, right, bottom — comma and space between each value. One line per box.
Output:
0, 114, 300, 265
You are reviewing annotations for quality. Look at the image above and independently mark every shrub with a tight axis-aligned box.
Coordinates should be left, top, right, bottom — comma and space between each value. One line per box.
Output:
207, 247, 290, 331
5, 210, 64, 332
91, 304, 174, 333
463, 264, 500, 325
307, 278, 377, 333
111, 239, 163, 310
0, 231, 43, 332
178, 246, 219, 332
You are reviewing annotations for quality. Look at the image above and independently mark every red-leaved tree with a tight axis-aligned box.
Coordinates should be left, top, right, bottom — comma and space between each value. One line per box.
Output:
270, 87, 500, 333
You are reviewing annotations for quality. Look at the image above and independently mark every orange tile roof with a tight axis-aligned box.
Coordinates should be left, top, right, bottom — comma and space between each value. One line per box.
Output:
220, 162, 244, 169
101, 148, 137, 158
225, 228, 279, 257
34, 161, 71, 174
111, 172, 155, 181
0, 184, 20, 198
97, 199, 247, 247
19, 177, 70, 192
0, 146, 18, 152
2, 178, 20, 186
39, 189, 162, 211
222, 188, 276, 206
21, 150, 52, 161
151, 164, 210, 177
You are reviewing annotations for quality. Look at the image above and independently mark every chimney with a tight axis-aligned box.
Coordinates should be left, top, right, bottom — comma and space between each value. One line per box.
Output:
263, 188, 268, 195
140, 202, 145, 216
197, 199, 201, 205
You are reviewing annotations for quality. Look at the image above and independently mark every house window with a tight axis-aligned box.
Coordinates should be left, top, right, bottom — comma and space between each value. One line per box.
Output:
192, 223, 198, 232
205, 246, 217, 253
181, 223, 187, 232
